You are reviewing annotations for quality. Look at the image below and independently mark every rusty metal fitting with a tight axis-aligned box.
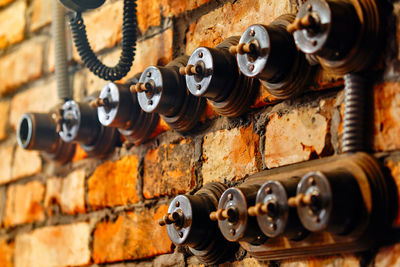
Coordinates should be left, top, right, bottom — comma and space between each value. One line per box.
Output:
161, 182, 238, 264
16, 112, 76, 163
291, 0, 380, 74
136, 56, 206, 132
236, 14, 315, 99
58, 99, 119, 157
96, 81, 159, 145
184, 36, 259, 117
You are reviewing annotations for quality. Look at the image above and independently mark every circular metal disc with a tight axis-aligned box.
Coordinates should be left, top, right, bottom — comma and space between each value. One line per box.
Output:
237, 24, 270, 78
293, 0, 332, 54
186, 47, 214, 97
166, 195, 193, 245
137, 67, 163, 113
256, 181, 289, 238
218, 188, 249, 242
296, 171, 332, 232
97, 83, 120, 126
59, 100, 81, 143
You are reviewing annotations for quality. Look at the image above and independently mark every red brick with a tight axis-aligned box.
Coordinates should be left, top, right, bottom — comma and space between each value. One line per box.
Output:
15, 222, 91, 267
9, 79, 58, 130
160, 0, 212, 17
0, 1, 26, 48
88, 155, 140, 210
374, 82, 400, 151
143, 139, 195, 199
265, 100, 334, 168
185, 0, 291, 54
374, 242, 400, 267
137, 0, 161, 33
92, 205, 172, 263
0, 41, 43, 96
4, 181, 45, 227
0, 100, 10, 141
45, 169, 86, 215
11, 146, 42, 181
202, 125, 260, 184
0, 144, 13, 185
0, 238, 14, 267
30, 0, 52, 32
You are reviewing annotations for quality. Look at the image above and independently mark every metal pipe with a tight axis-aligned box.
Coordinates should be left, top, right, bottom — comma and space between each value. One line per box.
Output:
52, 0, 72, 101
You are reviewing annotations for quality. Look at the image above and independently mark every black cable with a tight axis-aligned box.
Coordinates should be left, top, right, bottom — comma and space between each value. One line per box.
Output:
69, 0, 137, 81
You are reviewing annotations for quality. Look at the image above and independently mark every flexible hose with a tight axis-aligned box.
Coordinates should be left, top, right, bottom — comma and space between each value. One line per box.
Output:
69, 0, 137, 81
342, 73, 367, 153
53, 0, 72, 100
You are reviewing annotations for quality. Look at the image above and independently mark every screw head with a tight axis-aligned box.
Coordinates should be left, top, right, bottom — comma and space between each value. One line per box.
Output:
228, 193, 233, 200
146, 72, 152, 77
265, 187, 272, 194
196, 84, 201, 91
249, 65, 255, 71
311, 40, 317, 46
250, 29, 255, 36
198, 52, 203, 58
148, 99, 153, 106
175, 201, 180, 207
178, 232, 183, 238
309, 177, 316, 186
307, 4, 312, 12
230, 229, 236, 236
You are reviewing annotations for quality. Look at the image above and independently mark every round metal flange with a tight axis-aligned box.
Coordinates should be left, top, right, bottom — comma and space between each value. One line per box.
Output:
58, 0, 105, 12
296, 171, 332, 232
59, 100, 81, 143
186, 47, 215, 97
166, 195, 195, 245
293, 0, 332, 55
237, 24, 271, 79
256, 181, 289, 238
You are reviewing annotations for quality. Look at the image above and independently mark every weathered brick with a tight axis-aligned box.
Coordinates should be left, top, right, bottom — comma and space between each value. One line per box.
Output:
186, 0, 292, 54
0, 238, 14, 267
265, 100, 334, 168
374, 243, 400, 267
137, 0, 161, 33
0, 144, 13, 185
160, 0, 212, 17
385, 160, 400, 227
92, 205, 172, 263
374, 82, 400, 151
0, 100, 10, 141
30, 0, 52, 32
11, 146, 42, 181
85, 29, 173, 97
0, 1, 26, 48
72, 1, 123, 61
232, 258, 268, 266
88, 155, 140, 210
280, 255, 360, 267
4, 181, 45, 227
45, 169, 86, 215
202, 125, 260, 184
143, 139, 195, 199
0, 41, 43, 96
15, 222, 91, 267
9, 79, 58, 129
0, 0, 14, 7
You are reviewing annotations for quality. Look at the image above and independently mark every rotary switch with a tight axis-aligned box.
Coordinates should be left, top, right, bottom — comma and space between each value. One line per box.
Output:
210, 185, 267, 245
248, 179, 308, 241
16, 112, 76, 163
287, 0, 380, 74
91, 74, 160, 145
180, 37, 259, 117
57, 99, 120, 157
230, 14, 314, 99
159, 183, 238, 264
132, 56, 206, 132
288, 170, 364, 235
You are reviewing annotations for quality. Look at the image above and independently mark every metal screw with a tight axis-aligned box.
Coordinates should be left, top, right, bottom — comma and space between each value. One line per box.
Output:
178, 232, 183, 238
228, 193, 233, 200
265, 187, 272, 194
230, 229, 236, 236
175, 201, 180, 207
249, 65, 255, 71
196, 84, 201, 91
198, 52, 203, 58
270, 223, 277, 231
146, 72, 151, 77
311, 40, 317, 46
250, 29, 255, 36
148, 100, 153, 105
307, 4, 312, 12
309, 177, 316, 186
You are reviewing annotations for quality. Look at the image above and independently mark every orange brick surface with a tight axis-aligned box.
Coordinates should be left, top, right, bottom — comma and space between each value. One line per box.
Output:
0, 1, 26, 49
0, 238, 14, 267
88, 155, 140, 209
92, 205, 172, 263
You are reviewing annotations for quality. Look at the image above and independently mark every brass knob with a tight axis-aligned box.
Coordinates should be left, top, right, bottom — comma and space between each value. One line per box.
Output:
229, 42, 257, 55
179, 64, 199, 76
158, 211, 182, 226
288, 193, 314, 207
286, 13, 318, 34
89, 98, 109, 108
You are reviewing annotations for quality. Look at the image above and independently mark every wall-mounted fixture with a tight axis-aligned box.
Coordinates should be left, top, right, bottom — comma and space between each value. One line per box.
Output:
132, 56, 206, 132
158, 182, 238, 264
16, 111, 76, 163
230, 14, 314, 99
57, 99, 119, 157
287, 0, 380, 75
91, 74, 160, 145
209, 184, 267, 245
248, 179, 308, 241
180, 37, 259, 117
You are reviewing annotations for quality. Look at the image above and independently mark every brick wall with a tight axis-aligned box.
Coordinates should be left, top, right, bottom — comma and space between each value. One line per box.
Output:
0, 0, 399, 266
